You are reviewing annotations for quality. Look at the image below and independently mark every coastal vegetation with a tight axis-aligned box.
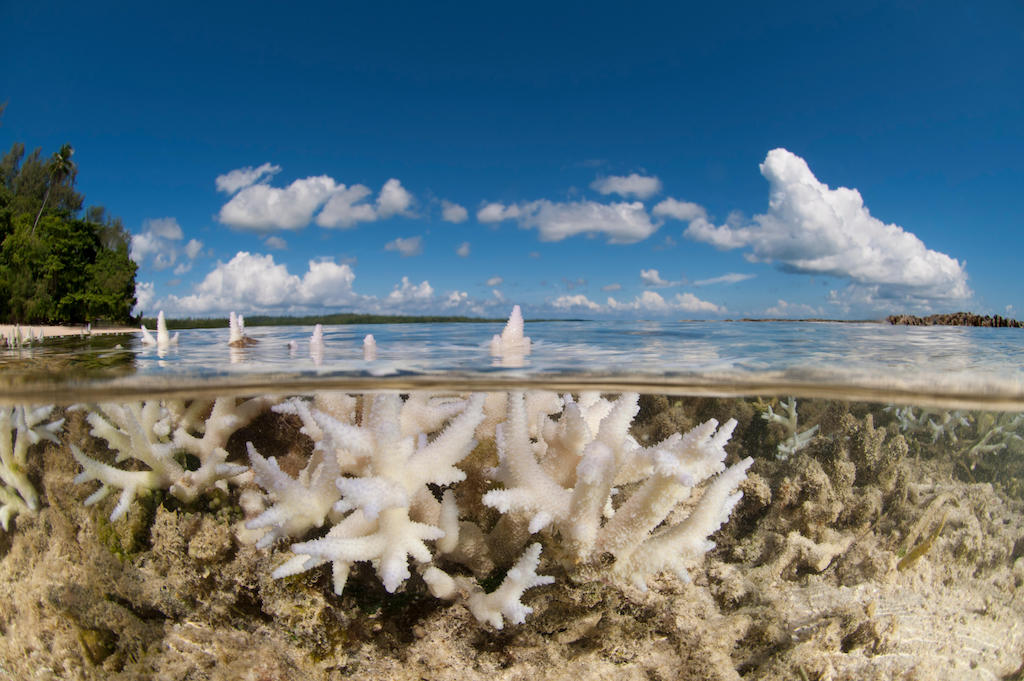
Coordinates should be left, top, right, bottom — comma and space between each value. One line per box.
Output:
0, 109, 137, 325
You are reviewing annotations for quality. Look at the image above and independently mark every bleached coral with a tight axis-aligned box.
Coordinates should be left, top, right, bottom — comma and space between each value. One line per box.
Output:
72, 396, 276, 520
249, 386, 750, 626
265, 392, 486, 594
762, 397, 818, 459
490, 305, 531, 366
483, 391, 751, 588
0, 405, 63, 530
140, 310, 179, 348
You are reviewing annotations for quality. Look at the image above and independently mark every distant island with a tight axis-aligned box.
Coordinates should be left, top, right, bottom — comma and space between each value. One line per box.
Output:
887, 312, 1023, 328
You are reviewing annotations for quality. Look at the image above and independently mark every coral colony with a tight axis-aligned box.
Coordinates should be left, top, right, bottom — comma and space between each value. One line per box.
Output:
4, 308, 755, 629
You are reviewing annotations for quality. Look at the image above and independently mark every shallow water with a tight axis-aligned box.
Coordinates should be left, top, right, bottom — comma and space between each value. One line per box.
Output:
2, 320, 1024, 408
2, 321, 1023, 679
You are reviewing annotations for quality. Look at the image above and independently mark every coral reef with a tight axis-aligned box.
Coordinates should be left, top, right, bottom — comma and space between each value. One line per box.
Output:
1, 392, 1022, 680
71, 397, 276, 520
0, 404, 63, 529
241, 388, 750, 628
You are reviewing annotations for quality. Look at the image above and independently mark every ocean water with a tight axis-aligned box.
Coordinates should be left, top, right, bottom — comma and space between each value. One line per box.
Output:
1, 320, 1023, 680
2, 320, 1023, 407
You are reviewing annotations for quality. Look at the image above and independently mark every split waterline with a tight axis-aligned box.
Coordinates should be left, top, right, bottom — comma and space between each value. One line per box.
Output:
1, 319, 1022, 409
1, 316, 1023, 678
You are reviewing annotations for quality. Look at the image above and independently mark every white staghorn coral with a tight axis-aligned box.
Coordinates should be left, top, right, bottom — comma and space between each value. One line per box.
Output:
0, 405, 63, 530
246, 386, 750, 627
423, 542, 554, 629
267, 392, 486, 594
482, 390, 751, 588
762, 397, 818, 459
72, 396, 275, 520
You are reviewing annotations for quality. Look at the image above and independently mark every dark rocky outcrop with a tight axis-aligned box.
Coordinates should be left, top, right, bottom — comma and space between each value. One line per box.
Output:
887, 312, 1023, 328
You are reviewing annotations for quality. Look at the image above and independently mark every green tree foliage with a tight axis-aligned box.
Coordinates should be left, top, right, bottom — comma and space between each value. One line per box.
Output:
0, 140, 136, 324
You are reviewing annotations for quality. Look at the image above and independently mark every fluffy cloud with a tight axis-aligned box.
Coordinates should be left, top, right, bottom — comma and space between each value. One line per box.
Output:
764, 299, 823, 318
640, 268, 673, 287
377, 179, 414, 218
607, 290, 722, 314
652, 198, 706, 222
131, 218, 203, 271
692, 272, 754, 286
159, 252, 359, 315
479, 199, 659, 244
216, 166, 417, 232
551, 294, 602, 311
680, 148, 971, 302
183, 238, 204, 260
601, 282, 622, 291
219, 176, 340, 232
441, 200, 468, 223
455, 241, 471, 257
215, 163, 281, 194
384, 236, 424, 257
315, 184, 377, 228
444, 290, 469, 307
133, 281, 156, 316
591, 173, 662, 200
386, 276, 434, 304
264, 236, 287, 250
486, 276, 504, 287
477, 202, 521, 223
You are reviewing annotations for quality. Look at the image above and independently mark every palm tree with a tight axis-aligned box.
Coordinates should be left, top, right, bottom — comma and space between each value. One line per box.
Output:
31, 143, 76, 235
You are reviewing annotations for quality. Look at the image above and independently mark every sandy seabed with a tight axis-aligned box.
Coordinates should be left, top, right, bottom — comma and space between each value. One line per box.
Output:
1, 395, 1022, 680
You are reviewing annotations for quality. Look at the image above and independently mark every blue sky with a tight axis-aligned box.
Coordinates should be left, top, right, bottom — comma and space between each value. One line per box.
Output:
2, 1, 1022, 320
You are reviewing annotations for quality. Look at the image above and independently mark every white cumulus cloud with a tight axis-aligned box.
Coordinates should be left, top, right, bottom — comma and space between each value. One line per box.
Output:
133, 281, 156, 316
441, 200, 468, 223
455, 241, 470, 257
552, 294, 602, 311
216, 167, 418, 232
159, 252, 358, 315
477, 202, 521, 223
218, 176, 339, 232
215, 163, 282, 194
376, 178, 414, 218
444, 290, 469, 307
681, 148, 971, 303
315, 184, 377, 228
131, 218, 200, 271
653, 198, 707, 222
607, 290, 722, 314
384, 236, 424, 257
183, 238, 204, 260
479, 199, 659, 244
591, 173, 662, 200
764, 299, 824, 318
486, 276, 503, 287
640, 268, 673, 287
386, 276, 434, 304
